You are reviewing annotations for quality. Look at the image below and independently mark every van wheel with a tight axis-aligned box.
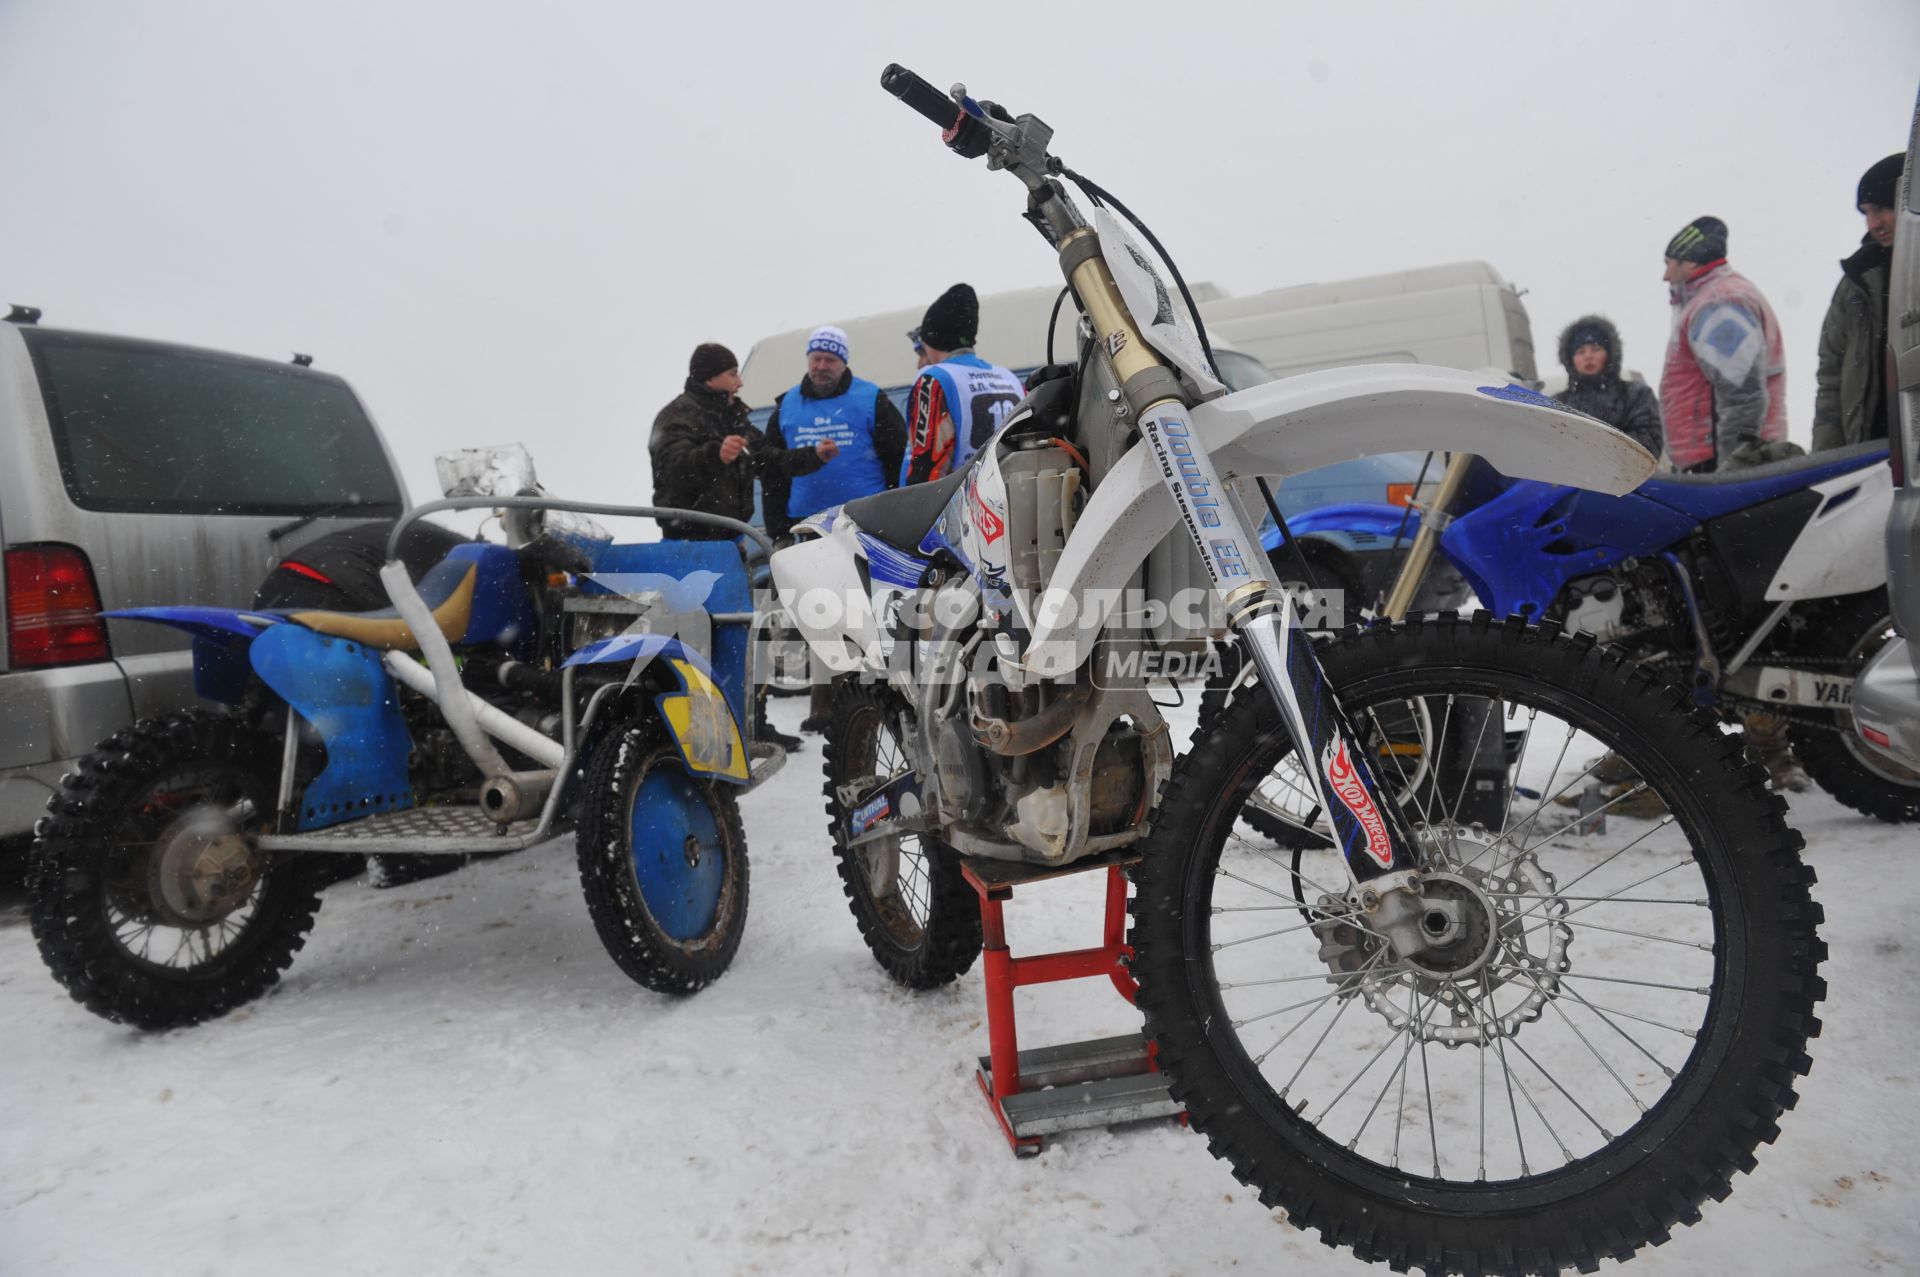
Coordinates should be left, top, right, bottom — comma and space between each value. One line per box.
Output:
27, 711, 328, 1030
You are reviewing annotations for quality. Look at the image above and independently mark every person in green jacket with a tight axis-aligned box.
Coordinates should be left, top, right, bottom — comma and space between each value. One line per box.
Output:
1812, 153, 1904, 452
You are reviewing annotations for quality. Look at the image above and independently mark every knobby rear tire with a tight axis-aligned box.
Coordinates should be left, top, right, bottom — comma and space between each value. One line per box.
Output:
821, 680, 981, 989
27, 709, 329, 1030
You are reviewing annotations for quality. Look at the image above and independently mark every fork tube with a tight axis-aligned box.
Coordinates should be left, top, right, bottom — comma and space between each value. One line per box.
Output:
1053, 230, 1419, 884
1381, 452, 1475, 622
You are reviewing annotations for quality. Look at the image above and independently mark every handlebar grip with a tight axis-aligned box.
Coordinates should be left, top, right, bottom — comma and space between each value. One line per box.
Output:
881, 63, 961, 129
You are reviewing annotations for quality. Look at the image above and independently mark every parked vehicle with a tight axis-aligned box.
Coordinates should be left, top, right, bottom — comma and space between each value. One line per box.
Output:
1853, 85, 1920, 769
768, 66, 1823, 1275
739, 263, 1540, 614
0, 310, 409, 863
1270, 441, 1917, 821
26, 446, 779, 1028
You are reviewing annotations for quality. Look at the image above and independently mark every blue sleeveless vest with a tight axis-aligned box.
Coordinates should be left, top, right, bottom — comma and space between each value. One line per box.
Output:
905, 351, 1026, 482
782, 375, 889, 518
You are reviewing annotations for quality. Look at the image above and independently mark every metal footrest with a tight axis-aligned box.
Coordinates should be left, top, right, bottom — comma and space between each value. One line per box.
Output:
747, 740, 786, 789
977, 1033, 1180, 1144
259, 804, 552, 855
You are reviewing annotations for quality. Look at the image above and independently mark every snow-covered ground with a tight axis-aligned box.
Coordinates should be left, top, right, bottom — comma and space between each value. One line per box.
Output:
3, 694, 1916, 1276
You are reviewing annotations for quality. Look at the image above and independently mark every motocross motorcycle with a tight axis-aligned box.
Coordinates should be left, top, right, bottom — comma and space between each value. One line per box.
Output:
1259, 445, 1918, 822
768, 65, 1826, 1276
28, 447, 780, 1029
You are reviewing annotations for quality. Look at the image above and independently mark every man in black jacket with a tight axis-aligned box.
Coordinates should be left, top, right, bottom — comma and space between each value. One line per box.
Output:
649, 342, 836, 540
1813, 153, 1904, 452
1551, 315, 1664, 459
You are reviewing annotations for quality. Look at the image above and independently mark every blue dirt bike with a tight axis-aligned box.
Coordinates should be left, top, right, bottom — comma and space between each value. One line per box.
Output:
1269, 438, 1918, 821
27, 458, 784, 1028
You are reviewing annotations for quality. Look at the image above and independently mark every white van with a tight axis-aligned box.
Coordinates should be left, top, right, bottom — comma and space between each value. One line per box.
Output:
740, 263, 1535, 617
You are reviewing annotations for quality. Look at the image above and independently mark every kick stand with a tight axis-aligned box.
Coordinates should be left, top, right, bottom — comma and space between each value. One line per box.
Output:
960, 848, 1183, 1157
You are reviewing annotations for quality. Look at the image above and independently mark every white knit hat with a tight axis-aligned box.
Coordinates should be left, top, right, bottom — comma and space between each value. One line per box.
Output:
806, 325, 850, 363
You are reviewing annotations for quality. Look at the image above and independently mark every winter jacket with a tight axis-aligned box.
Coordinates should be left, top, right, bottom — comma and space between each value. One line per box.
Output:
762, 367, 906, 537
1550, 314, 1664, 458
1658, 261, 1788, 472
648, 378, 823, 540
1812, 237, 1892, 452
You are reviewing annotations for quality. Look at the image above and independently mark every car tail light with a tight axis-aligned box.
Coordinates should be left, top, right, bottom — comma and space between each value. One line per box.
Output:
5, 544, 111, 668
1386, 483, 1417, 507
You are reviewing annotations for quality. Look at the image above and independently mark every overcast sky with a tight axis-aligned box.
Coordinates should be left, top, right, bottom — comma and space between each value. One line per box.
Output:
3, 0, 1916, 507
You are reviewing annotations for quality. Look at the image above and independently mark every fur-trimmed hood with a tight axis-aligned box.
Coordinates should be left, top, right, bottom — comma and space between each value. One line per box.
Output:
1556, 313, 1623, 380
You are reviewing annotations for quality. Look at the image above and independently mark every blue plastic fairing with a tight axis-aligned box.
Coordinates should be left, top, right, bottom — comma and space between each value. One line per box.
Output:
574, 540, 753, 728
248, 623, 415, 831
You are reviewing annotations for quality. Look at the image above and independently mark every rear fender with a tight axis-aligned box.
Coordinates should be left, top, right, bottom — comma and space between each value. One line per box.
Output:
769, 522, 888, 674
101, 607, 276, 706
1023, 366, 1654, 677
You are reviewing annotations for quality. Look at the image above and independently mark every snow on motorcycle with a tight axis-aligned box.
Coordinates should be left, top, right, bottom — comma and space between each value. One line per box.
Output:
27, 445, 781, 1029
1259, 444, 1918, 822
764, 65, 1827, 1276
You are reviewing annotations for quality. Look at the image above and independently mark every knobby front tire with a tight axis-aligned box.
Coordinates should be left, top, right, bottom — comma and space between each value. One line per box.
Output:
1130, 613, 1825, 1276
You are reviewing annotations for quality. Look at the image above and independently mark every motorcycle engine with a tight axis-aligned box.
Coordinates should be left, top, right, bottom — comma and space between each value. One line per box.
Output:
1557, 568, 1672, 645
1559, 574, 1630, 642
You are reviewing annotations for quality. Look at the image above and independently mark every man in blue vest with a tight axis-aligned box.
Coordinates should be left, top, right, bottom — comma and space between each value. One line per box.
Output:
902, 283, 1027, 485
762, 326, 905, 538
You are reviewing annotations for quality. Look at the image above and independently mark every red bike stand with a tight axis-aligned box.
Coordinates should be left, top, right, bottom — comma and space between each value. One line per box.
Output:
960, 848, 1183, 1158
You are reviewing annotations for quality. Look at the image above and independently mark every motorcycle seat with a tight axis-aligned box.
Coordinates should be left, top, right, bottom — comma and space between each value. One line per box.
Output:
284, 555, 478, 652
1636, 440, 1888, 522
841, 470, 968, 554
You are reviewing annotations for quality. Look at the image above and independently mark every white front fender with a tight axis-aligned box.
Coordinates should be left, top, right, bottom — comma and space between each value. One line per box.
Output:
1023, 364, 1655, 677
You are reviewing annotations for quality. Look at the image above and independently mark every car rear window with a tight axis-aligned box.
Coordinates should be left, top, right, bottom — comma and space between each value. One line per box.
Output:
21, 330, 402, 516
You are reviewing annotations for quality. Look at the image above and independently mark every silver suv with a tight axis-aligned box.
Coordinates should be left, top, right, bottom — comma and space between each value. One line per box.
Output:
1855, 93, 1920, 768
0, 310, 409, 854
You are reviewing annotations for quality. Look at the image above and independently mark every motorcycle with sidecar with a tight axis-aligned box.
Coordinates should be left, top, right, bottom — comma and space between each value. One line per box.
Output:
27, 446, 784, 1028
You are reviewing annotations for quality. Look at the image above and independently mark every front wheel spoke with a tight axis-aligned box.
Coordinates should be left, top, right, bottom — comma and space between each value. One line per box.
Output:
1365, 704, 1433, 829
1312, 1012, 1412, 1126
1516, 913, 1711, 953
1502, 891, 1706, 907
1502, 965, 1709, 996
1350, 987, 1424, 1153
1503, 826, 1685, 930
1559, 983, 1693, 1076
1212, 909, 1368, 951
1504, 1031, 1613, 1143
1506, 962, 1643, 1118
1441, 700, 1498, 829
1240, 952, 1388, 1038
1467, 775, 1657, 872
1467, 721, 1581, 866
1479, 972, 1533, 1175
1278, 970, 1369, 1101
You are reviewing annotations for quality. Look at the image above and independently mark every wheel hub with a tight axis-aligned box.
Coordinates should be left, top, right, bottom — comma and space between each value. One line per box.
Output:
1312, 832, 1573, 1045
147, 805, 262, 926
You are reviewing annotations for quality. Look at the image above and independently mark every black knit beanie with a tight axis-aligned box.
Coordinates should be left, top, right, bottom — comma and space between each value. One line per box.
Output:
1665, 216, 1728, 265
689, 342, 739, 383
918, 283, 979, 353
1858, 153, 1904, 211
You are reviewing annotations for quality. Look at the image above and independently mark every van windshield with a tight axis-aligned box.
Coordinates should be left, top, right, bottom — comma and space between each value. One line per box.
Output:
23, 330, 402, 516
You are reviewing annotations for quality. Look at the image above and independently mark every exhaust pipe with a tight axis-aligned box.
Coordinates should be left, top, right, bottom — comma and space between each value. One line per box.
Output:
478, 770, 557, 824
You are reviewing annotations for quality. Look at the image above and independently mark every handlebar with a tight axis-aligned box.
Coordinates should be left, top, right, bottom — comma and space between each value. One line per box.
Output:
880, 63, 960, 129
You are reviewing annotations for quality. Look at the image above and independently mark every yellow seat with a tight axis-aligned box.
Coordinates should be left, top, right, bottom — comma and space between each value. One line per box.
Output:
287, 562, 477, 653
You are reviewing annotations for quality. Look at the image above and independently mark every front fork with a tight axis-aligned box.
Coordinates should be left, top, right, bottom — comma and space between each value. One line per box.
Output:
1052, 222, 1434, 956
